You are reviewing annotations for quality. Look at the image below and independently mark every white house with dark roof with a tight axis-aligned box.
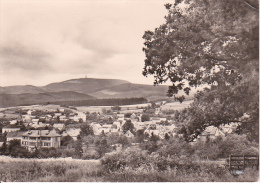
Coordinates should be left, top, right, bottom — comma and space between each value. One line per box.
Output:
2, 124, 22, 133
21, 130, 61, 151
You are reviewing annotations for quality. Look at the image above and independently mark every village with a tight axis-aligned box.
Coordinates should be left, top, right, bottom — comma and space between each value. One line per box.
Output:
0, 101, 240, 159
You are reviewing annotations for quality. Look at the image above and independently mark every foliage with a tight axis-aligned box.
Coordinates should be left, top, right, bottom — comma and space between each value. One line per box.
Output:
111, 105, 121, 111
142, 0, 259, 142
80, 123, 94, 137
124, 113, 132, 118
135, 129, 145, 143
157, 137, 194, 158
122, 120, 135, 133
0, 160, 103, 182
191, 134, 259, 160
95, 138, 111, 157
74, 137, 83, 158
61, 135, 74, 146
143, 0, 258, 96
101, 148, 258, 182
141, 114, 150, 122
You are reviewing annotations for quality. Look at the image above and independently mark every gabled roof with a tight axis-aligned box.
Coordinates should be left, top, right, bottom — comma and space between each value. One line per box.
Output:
3, 124, 21, 129
6, 131, 24, 138
22, 130, 61, 137
53, 123, 65, 128
124, 130, 134, 137
62, 128, 81, 137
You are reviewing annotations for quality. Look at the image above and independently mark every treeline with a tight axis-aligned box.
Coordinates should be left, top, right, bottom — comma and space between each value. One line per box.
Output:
45, 97, 148, 107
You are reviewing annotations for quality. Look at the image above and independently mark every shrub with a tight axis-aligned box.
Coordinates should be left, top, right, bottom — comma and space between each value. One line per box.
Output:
101, 150, 146, 171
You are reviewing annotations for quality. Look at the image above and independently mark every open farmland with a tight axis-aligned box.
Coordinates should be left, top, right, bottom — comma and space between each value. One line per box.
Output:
160, 100, 193, 111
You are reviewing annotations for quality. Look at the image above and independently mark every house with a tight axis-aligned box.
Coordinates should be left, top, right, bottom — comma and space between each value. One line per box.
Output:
54, 113, 62, 117
112, 121, 122, 131
9, 120, 17, 125
27, 110, 32, 115
32, 119, 39, 124
31, 122, 49, 129
77, 112, 87, 122
53, 123, 65, 131
59, 115, 68, 122
6, 131, 24, 143
155, 108, 163, 115
2, 124, 21, 133
21, 130, 61, 151
133, 122, 146, 130
150, 117, 161, 123
61, 128, 81, 140
197, 126, 225, 142
124, 130, 134, 138
117, 114, 124, 119
91, 123, 102, 135
144, 124, 173, 139
219, 122, 240, 134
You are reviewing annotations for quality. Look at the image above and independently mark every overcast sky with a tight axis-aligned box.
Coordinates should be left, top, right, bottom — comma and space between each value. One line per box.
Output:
0, 0, 173, 86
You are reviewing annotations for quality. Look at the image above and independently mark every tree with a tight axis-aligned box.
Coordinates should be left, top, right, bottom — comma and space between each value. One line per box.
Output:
0, 142, 7, 154
142, 0, 259, 141
61, 135, 74, 146
135, 129, 145, 143
164, 133, 170, 141
96, 138, 110, 157
143, 0, 258, 97
141, 114, 150, 122
75, 135, 83, 158
117, 136, 129, 147
80, 123, 94, 137
111, 105, 121, 111
122, 120, 134, 133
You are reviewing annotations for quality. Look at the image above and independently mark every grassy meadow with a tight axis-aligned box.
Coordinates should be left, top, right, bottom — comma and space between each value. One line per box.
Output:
0, 159, 103, 182
0, 157, 258, 182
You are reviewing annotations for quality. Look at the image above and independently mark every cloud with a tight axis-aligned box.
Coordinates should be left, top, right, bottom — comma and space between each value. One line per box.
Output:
0, 42, 53, 76
0, 0, 170, 86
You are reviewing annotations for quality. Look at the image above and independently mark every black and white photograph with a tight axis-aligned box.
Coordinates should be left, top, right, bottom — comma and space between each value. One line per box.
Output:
0, 0, 259, 182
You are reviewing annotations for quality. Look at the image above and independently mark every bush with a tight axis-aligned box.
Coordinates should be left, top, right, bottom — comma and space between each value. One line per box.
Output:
101, 150, 146, 171
82, 154, 100, 160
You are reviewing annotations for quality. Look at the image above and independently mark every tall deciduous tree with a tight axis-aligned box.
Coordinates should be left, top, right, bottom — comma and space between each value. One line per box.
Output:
142, 0, 259, 141
122, 120, 135, 133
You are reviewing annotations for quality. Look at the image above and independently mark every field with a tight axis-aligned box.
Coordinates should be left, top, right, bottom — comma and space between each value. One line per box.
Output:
160, 100, 193, 111
0, 157, 103, 182
0, 156, 258, 182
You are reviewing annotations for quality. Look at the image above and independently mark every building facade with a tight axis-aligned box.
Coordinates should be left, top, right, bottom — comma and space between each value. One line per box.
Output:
21, 130, 61, 151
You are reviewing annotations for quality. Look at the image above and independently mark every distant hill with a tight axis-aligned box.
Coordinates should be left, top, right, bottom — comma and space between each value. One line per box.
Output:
42, 78, 130, 93
0, 85, 46, 94
0, 91, 95, 107
89, 83, 170, 101
0, 77, 196, 107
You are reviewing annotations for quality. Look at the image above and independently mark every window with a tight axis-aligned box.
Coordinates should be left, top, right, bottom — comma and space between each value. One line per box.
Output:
41, 137, 51, 140
43, 142, 50, 147
29, 142, 36, 146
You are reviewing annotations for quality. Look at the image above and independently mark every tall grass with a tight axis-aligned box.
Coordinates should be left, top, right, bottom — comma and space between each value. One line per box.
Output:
0, 157, 258, 182
0, 160, 103, 182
